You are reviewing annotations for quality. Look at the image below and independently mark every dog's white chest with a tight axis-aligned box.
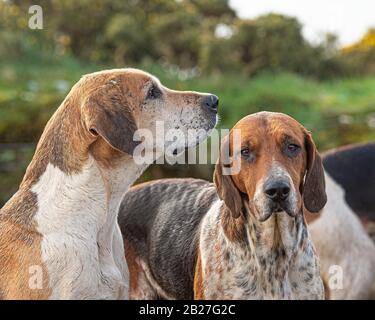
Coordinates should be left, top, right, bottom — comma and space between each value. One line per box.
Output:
32, 161, 128, 299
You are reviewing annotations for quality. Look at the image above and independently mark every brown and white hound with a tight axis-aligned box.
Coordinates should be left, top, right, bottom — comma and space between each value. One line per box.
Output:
0, 68, 218, 299
119, 112, 327, 299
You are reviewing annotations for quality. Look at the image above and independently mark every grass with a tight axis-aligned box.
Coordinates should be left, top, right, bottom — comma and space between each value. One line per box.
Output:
0, 56, 374, 205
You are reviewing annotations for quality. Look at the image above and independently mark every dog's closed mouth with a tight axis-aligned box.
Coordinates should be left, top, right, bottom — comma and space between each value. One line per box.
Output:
270, 202, 284, 214
275, 206, 283, 213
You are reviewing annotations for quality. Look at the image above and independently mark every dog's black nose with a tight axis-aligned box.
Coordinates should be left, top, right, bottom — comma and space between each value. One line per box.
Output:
202, 95, 219, 113
264, 181, 291, 202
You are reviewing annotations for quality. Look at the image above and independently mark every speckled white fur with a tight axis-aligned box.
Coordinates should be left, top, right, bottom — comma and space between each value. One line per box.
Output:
199, 199, 324, 300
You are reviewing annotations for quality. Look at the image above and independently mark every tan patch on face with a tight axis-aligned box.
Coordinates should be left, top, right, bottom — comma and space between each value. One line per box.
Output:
104, 69, 210, 130
83, 68, 215, 164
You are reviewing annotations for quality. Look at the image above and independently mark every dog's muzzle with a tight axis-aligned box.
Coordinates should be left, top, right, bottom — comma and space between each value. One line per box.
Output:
263, 178, 296, 218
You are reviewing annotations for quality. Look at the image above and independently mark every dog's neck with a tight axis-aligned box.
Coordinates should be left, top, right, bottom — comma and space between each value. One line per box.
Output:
221, 204, 307, 262
94, 155, 147, 246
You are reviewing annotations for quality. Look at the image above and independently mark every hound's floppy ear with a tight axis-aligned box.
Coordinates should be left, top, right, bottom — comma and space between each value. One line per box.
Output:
303, 132, 327, 213
214, 134, 244, 219
82, 82, 139, 155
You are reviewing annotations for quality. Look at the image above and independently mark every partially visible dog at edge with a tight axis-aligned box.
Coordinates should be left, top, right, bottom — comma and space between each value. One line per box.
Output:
307, 142, 375, 299
119, 112, 327, 300
0, 68, 218, 299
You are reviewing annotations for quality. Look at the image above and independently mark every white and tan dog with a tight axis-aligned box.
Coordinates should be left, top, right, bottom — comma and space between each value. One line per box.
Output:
307, 143, 375, 299
0, 68, 218, 299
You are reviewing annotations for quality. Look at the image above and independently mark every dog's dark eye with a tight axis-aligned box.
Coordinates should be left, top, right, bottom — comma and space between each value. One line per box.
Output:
241, 148, 251, 158
287, 143, 301, 154
241, 148, 255, 162
147, 85, 162, 100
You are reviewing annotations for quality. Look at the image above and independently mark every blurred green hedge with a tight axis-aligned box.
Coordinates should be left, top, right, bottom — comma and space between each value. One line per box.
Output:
2, 1, 375, 79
